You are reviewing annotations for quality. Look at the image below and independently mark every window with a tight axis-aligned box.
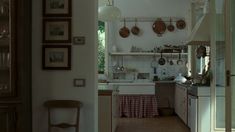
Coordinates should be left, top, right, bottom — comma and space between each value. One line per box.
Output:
98, 21, 105, 74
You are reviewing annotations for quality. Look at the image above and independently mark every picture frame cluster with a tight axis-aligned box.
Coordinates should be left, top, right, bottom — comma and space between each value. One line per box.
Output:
42, 0, 72, 70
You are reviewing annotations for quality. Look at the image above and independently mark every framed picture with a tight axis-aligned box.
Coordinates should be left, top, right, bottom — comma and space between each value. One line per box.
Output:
43, 18, 71, 43
43, 0, 72, 17
42, 45, 71, 70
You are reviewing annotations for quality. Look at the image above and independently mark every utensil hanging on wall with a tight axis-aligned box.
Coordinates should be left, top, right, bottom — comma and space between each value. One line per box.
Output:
169, 53, 174, 65
158, 52, 166, 65
131, 18, 140, 35
119, 18, 130, 38
176, 19, 186, 30
177, 53, 183, 65
167, 18, 175, 32
152, 18, 166, 37
151, 54, 158, 74
120, 56, 125, 71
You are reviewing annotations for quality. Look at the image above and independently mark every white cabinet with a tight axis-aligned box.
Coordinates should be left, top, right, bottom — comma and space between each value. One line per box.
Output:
187, 86, 212, 132
175, 84, 188, 124
98, 89, 118, 132
197, 96, 210, 132
188, 95, 198, 132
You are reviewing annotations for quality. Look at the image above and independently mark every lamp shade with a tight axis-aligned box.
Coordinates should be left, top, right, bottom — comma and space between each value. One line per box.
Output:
98, 5, 121, 22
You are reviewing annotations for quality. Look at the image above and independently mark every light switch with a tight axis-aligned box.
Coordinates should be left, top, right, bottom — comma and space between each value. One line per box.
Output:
74, 79, 85, 87
73, 36, 85, 45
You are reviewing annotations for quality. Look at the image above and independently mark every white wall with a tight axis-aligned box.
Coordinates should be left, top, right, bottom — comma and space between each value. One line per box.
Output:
32, 0, 98, 132
113, 0, 191, 50
107, 0, 191, 80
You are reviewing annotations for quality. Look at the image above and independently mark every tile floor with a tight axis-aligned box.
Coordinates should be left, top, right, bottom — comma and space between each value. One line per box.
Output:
116, 116, 190, 132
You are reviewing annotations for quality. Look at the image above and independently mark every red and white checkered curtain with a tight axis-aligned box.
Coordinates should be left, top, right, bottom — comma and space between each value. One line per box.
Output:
119, 95, 159, 118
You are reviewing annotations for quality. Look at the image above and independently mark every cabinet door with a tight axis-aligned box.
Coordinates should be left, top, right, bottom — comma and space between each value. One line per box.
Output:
175, 85, 188, 124
112, 91, 118, 132
174, 85, 180, 115
0, 106, 17, 132
0, 0, 16, 97
0, 0, 31, 131
99, 95, 112, 132
181, 87, 188, 124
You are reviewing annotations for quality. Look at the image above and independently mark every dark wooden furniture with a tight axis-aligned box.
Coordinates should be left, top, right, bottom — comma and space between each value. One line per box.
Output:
0, 0, 32, 131
44, 100, 82, 132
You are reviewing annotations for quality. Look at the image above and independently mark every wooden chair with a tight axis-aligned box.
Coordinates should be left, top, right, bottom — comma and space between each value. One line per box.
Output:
44, 100, 82, 132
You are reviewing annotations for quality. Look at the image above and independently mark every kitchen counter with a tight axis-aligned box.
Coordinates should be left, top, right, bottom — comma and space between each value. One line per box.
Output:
108, 82, 155, 86
155, 81, 176, 84
99, 81, 176, 86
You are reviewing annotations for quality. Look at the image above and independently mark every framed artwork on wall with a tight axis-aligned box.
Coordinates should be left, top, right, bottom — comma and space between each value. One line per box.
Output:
42, 45, 71, 70
43, 0, 72, 17
43, 18, 71, 43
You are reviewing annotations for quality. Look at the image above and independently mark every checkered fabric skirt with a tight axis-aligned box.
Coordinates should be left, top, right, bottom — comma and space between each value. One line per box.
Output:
119, 95, 159, 118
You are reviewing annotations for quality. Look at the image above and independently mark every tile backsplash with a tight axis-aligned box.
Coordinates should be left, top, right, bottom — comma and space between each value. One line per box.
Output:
109, 56, 188, 81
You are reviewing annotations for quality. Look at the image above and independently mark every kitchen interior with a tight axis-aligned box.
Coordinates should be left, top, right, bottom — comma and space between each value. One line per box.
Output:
98, 0, 226, 132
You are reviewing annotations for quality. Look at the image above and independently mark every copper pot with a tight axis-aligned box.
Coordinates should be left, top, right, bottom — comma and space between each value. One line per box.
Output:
119, 19, 130, 38
152, 18, 166, 36
131, 18, 140, 35
167, 18, 175, 32
176, 19, 186, 30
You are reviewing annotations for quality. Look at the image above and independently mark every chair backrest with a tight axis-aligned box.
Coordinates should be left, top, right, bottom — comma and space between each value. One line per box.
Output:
44, 100, 82, 132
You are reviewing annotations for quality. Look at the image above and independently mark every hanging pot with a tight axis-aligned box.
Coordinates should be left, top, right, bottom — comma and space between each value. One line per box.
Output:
196, 45, 207, 58
152, 18, 166, 36
177, 53, 183, 65
131, 18, 140, 35
169, 53, 174, 65
167, 18, 175, 32
119, 18, 130, 38
158, 52, 166, 65
176, 19, 186, 30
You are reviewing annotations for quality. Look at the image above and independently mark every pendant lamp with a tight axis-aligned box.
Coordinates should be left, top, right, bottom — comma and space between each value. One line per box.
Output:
98, 0, 121, 22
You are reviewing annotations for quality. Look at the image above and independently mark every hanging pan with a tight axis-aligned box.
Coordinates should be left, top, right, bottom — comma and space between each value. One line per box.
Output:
177, 53, 183, 65
167, 18, 175, 32
131, 18, 140, 35
119, 18, 130, 38
152, 18, 166, 36
176, 19, 186, 30
158, 52, 166, 65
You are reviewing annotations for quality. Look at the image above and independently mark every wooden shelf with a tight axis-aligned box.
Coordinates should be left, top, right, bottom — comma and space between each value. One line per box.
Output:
109, 52, 188, 56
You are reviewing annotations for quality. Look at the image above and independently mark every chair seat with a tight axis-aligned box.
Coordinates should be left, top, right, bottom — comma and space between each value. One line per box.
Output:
44, 100, 82, 132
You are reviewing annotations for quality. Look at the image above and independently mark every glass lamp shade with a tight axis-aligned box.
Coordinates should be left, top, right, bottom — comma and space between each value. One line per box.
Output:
98, 5, 121, 22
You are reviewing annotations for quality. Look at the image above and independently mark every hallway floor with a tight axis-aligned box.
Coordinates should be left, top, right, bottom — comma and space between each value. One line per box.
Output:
116, 116, 190, 132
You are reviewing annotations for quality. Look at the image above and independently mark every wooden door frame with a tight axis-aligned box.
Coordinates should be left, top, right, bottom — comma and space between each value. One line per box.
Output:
16, 0, 32, 131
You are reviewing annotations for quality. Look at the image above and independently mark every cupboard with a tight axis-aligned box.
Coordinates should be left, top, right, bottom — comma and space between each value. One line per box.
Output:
0, 0, 31, 131
98, 89, 118, 132
175, 84, 188, 124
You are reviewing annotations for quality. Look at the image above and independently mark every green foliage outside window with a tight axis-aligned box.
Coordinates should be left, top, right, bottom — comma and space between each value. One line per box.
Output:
98, 21, 105, 73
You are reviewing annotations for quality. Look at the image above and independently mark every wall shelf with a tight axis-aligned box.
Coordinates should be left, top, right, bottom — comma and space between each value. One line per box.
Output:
109, 52, 188, 56
120, 17, 185, 22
